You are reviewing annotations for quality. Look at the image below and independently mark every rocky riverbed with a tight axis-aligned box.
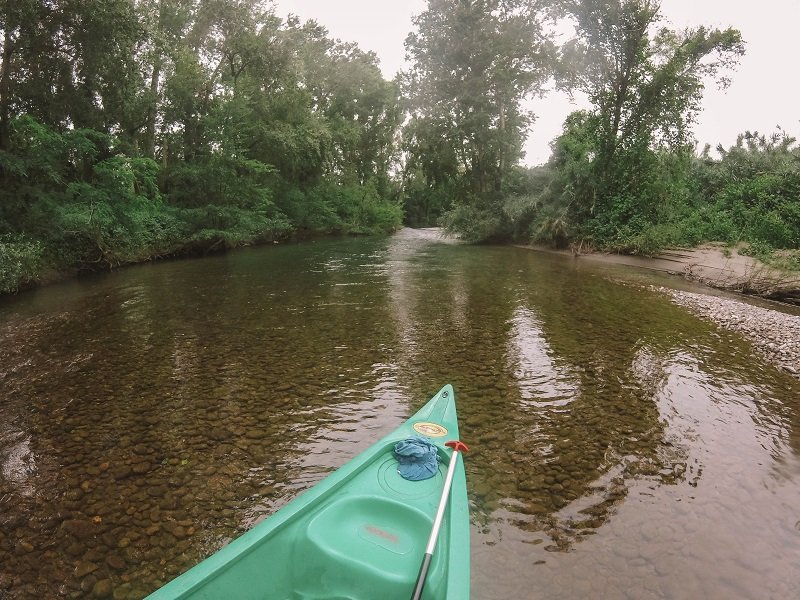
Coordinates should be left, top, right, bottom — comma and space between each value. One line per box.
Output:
659, 288, 800, 378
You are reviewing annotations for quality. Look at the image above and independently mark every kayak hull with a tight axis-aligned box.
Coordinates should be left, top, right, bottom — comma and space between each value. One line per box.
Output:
146, 384, 469, 600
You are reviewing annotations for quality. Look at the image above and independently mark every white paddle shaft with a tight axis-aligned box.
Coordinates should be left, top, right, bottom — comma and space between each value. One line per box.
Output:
425, 446, 461, 554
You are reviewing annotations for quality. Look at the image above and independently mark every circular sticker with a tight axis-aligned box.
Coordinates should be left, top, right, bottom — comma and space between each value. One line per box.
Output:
413, 422, 448, 437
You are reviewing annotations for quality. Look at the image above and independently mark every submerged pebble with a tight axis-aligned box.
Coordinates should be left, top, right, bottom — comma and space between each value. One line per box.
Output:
662, 288, 800, 377
2, 233, 799, 599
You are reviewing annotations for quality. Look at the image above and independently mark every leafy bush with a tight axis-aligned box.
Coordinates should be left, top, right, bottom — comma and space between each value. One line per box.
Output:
179, 205, 292, 249
0, 235, 45, 294
685, 131, 800, 250
280, 185, 341, 232
286, 180, 402, 235
161, 154, 278, 209
54, 155, 175, 266
441, 201, 506, 243
534, 120, 800, 258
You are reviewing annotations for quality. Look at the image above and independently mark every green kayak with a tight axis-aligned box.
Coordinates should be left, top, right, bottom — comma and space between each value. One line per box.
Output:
146, 384, 469, 600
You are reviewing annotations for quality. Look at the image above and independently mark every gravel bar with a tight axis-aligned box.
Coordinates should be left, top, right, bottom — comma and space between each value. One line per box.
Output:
659, 288, 800, 378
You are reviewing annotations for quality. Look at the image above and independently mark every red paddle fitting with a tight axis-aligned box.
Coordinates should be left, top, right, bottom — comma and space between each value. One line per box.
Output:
445, 440, 469, 453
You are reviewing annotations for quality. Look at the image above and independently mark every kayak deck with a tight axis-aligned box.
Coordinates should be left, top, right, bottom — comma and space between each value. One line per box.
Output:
286, 450, 453, 599
147, 385, 468, 600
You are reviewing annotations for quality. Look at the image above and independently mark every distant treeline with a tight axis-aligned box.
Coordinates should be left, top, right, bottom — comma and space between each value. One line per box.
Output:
1, 0, 799, 294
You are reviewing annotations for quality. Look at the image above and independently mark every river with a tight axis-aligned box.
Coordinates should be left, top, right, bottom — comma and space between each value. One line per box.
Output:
1, 228, 799, 599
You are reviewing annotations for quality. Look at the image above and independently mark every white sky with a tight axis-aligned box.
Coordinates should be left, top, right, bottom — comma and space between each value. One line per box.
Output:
273, 0, 800, 165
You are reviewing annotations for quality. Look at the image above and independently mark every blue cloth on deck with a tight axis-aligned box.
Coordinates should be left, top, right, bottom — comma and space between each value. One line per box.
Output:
393, 436, 439, 481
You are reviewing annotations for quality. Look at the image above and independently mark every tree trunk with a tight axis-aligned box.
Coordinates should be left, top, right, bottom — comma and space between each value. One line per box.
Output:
143, 55, 162, 159
496, 95, 505, 192
161, 131, 168, 169
0, 30, 15, 153
599, 15, 651, 188
183, 117, 195, 162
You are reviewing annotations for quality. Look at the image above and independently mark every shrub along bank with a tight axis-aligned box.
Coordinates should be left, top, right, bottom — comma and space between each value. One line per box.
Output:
0, 118, 401, 295
497, 130, 800, 272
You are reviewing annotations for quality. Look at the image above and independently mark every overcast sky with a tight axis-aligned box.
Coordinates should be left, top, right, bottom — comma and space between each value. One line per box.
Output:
273, 0, 800, 165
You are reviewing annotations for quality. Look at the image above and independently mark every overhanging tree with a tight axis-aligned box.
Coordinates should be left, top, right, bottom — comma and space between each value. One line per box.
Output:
1, 0, 405, 294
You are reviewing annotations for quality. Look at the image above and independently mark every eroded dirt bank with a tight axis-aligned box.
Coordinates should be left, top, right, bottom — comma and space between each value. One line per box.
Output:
519, 244, 800, 304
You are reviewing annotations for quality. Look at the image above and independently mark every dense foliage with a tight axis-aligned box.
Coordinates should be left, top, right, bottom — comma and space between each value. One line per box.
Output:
513, 2, 798, 264
518, 129, 800, 259
1, 0, 796, 293
677, 132, 800, 259
0, 0, 402, 293
400, 0, 560, 240
521, 0, 746, 252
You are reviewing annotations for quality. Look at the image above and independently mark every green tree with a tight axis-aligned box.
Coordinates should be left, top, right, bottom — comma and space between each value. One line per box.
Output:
555, 0, 744, 240
321, 43, 402, 189
0, 0, 404, 294
0, 0, 38, 152
0, 0, 145, 141
402, 0, 559, 238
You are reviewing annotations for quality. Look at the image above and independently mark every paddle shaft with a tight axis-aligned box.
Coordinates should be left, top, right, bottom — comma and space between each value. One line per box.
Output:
410, 440, 468, 600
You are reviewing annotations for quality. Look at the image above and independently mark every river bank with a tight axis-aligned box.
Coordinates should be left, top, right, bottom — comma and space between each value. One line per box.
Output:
0, 227, 395, 298
517, 243, 800, 305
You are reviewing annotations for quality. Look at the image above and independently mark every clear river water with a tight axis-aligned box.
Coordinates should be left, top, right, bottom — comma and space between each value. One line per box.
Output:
1, 228, 799, 599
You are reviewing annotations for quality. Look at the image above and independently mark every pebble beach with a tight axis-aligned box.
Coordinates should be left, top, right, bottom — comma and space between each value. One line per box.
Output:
660, 288, 800, 378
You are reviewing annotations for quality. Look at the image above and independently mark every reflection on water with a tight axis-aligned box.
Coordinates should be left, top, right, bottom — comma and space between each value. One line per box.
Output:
0, 427, 36, 498
507, 305, 578, 407
1, 229, 799, 599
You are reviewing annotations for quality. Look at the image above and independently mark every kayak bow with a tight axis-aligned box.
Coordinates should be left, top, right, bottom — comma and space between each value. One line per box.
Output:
146, 384, 469, 600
